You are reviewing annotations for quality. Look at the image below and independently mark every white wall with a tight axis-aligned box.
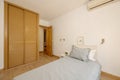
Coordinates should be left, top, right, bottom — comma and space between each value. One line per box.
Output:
0, 0, 4, 69
38, 27, 44, 52
51, 1, 120, 77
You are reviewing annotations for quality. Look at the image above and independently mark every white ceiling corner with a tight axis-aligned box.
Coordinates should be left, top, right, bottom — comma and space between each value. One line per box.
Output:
5, 0, 86, 21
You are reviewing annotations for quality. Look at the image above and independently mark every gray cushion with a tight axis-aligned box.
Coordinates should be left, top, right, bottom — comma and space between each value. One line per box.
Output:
70, 45, 90, 62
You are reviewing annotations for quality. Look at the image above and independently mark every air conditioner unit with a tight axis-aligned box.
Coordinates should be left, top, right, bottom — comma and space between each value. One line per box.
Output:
87, 0, 114, 10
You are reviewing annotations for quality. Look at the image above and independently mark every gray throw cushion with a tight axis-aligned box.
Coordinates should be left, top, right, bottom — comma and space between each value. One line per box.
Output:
70, 45, 90, 62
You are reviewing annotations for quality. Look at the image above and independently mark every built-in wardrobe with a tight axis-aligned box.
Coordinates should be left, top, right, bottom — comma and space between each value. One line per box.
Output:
4, 2, 39, 69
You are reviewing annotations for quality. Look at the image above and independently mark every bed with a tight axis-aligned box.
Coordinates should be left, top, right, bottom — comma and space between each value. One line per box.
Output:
14, 56, 101, 80
14, 45, 101, 80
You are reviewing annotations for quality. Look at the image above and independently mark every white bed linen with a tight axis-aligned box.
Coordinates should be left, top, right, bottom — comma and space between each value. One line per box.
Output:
14, 56, 101, 80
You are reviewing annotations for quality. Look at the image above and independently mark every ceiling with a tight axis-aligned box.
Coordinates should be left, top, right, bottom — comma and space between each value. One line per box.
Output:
5, 0, 86, 21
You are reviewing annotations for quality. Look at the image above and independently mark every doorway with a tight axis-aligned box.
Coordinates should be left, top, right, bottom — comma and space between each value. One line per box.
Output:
38, 25, 52, 56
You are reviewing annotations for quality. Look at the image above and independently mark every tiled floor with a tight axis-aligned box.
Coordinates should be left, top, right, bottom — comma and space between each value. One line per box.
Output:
0, 53, 119, 80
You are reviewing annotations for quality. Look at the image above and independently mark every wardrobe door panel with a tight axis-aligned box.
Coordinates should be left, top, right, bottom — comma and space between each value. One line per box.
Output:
8, 5, 24, 68
24, 10, 37, 63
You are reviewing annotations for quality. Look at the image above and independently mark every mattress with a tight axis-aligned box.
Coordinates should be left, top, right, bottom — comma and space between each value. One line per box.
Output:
14, 56, 101, 80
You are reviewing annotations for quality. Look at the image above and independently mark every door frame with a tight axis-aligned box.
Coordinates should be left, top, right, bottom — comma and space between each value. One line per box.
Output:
39, 25, 53, 56
4, 2, 8, 69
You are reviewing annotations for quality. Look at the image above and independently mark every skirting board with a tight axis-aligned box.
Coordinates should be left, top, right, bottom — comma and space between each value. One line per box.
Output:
101, 71, 120, 80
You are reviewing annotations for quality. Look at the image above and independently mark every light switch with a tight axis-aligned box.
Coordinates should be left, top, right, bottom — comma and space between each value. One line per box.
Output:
59, 39, 62, 42
63, 38, 65, 42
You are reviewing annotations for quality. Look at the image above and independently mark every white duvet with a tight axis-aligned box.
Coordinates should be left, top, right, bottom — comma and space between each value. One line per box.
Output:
14, 56, 101, 80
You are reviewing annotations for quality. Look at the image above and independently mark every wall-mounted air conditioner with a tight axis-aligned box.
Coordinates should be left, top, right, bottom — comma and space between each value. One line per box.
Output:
87, 0, 114, 10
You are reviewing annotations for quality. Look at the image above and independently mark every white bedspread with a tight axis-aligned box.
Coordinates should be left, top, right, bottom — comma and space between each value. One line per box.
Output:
14, 56, 101, 80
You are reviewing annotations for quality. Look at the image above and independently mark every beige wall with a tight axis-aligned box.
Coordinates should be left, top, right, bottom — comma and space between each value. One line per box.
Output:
0, 0, 4, 69
51, 1, 120, 76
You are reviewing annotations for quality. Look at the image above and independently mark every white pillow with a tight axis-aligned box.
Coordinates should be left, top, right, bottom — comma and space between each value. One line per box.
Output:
88, 50, 96, 61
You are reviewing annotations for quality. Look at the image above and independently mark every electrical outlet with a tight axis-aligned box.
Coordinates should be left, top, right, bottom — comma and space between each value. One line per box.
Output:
65, 52, 68, 56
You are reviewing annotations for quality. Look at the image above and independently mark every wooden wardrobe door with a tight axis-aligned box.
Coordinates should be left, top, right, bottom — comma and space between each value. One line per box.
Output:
8, 5, 24, 68
46, 27, 52, 56
24, 10, 38, 63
